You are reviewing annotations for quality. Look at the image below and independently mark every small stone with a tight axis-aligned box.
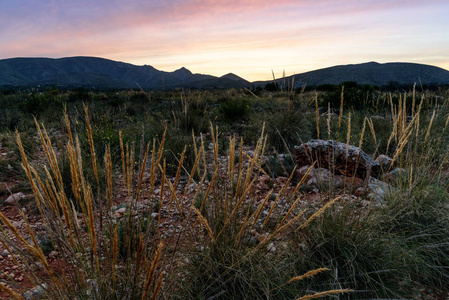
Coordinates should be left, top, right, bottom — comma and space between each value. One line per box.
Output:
257, 182, 269, 191
368, 178, 391, 204
4, 192, 26, 205
259, 175, 270, 184
267, 243, 276, 252
30, 262, 44, 271
113, 207, 127, 218
115, 207, 126, 214
23, 284, 47, 300
2, 249, 9, 257
355, 187, 368, 197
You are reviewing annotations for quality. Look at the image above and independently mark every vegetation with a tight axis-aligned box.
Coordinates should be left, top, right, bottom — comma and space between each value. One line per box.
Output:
0, 84, 448, 299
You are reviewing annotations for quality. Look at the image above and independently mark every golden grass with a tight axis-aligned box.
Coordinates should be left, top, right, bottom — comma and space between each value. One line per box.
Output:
338, 85, 345, 128
288, 268, 329, 283
0, 283, 25, 300
296, 289, 352, 300
192, 206, 216, 244
296, 197, 340, 231
142, 242, 164, 300
315, 94, 320, 138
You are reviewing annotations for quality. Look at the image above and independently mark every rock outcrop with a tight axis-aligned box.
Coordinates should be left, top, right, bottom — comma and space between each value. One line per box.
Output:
294, 139, 378, 180
295, 140, 397, 204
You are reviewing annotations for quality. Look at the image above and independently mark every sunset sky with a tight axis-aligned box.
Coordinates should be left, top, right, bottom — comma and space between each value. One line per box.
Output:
1, 0, 448, 81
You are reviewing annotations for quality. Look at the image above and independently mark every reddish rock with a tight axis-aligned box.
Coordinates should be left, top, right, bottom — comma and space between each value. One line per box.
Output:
294, 139, 378, 180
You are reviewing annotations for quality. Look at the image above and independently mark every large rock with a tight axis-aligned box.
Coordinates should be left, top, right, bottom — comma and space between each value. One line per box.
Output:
294, 140, 378, 180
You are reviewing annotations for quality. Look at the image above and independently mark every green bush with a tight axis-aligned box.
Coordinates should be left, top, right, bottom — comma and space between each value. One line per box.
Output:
219, 97, 251, 121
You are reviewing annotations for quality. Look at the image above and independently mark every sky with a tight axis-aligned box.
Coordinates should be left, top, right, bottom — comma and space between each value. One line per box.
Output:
1, 0, 448, 81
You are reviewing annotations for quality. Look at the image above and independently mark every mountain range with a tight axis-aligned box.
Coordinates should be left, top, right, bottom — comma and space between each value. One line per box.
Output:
1, 56, 449, 89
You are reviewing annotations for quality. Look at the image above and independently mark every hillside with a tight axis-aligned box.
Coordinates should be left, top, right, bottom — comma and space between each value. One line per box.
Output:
0, 57, 251, 89
254, 62, 449, 88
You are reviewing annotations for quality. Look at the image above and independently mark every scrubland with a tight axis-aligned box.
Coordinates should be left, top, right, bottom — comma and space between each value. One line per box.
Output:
0, 84, 449, 299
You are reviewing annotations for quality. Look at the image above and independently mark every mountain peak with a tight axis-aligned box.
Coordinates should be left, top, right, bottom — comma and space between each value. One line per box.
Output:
174, 67, 192, 75
220, 73, 246, 81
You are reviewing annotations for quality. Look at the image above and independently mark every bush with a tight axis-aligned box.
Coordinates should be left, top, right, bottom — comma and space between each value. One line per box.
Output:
219, 97, 251, 121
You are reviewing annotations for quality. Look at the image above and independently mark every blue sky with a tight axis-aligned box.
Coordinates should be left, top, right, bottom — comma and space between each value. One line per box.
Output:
1, 0, 448, 80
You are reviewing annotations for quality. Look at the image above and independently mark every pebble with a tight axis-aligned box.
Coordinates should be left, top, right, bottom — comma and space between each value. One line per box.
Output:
267, 243, 276, 252
30, 262, 44, 271
259, 175, 270, 184
49, 251, 58, 259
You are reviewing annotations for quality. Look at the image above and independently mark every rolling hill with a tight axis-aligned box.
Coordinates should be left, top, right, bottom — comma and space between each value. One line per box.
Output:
254, 62, 449, 88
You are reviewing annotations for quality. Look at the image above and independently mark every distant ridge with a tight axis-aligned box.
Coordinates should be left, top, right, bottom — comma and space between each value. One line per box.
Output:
0, 57, 448, 89
0, 56, 250, 89
254, 61, 449, 88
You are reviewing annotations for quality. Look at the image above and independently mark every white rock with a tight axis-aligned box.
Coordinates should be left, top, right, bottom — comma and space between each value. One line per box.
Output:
4, 192, 26, 205
267, 243, 276, 252
113, 207, 127, 218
